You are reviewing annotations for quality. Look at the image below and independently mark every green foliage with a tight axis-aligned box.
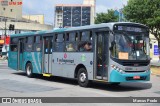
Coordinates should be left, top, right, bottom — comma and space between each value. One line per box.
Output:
95, 9, 118, 24
123, 0, 160, 43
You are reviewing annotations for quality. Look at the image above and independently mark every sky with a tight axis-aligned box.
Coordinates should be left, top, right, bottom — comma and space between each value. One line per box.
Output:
22, 0, 128, 25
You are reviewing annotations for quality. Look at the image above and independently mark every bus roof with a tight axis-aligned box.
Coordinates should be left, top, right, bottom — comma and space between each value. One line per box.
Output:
65, 22, 148, 31
10, 28, 67, 37
10, 22, 148, 37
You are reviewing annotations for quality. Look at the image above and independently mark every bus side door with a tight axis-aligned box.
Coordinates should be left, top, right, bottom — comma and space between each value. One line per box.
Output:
43, 37, 53, 74
17, 39, 24, 70
94, 31, 109, 80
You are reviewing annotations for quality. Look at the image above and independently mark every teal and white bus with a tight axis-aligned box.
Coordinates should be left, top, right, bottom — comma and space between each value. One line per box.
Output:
8, 22, 150, 87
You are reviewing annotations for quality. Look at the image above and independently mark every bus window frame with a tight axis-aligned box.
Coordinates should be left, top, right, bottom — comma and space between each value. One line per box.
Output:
65, 31, 79, 52
53, 32, 65, 52
11, 37, 19, 44
78, 30, 93, 52
10, 37, 19, 52
24, 36, 34, 52
33, 35, 42, 52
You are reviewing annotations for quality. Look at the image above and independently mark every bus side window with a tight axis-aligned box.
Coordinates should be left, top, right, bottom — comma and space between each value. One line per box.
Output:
78, 31, 92, 52
25, 36, 33, 51
80, 31, 90, 41
10, 45, 17, 52
66, 32, 77, 52
55, 33, 65, 52
34, 36, 41, 52
10, 38, 18, 52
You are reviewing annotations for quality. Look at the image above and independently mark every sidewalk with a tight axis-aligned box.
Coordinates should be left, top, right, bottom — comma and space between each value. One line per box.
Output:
151, 67, 160, 76
150, 60, 160, 66
150, 60, 160, 75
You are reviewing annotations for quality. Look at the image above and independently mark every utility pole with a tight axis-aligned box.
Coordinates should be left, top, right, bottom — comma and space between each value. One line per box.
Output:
4, 18, 7, 56
4, 18, 7, 36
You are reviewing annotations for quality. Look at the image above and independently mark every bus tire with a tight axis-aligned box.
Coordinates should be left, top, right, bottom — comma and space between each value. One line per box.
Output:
26, 63, 33, 78
77, 68, 90, 87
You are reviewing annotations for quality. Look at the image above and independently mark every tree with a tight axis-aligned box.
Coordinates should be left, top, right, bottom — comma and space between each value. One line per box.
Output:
123, 0, 160, 59
95, 9, 118, 24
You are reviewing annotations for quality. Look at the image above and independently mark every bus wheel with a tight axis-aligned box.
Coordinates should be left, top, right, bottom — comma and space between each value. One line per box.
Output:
26, 63, 33, 78
78, 68, 90, 87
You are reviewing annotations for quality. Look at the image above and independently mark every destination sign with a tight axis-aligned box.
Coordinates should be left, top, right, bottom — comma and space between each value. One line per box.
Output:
114, 25, 148, 32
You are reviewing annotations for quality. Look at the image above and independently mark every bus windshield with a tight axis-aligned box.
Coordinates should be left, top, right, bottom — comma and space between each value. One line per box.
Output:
111, 32, 150, 60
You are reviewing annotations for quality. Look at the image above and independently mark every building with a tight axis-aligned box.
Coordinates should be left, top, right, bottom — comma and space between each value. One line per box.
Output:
83, 0, 95, 25
114, 9, 125, 22
22, 14, 44, 24
150, 34, 159, 61
0, 17, 53, 35
0, 0, 22, 19
0, 17, 53, 57
0, 0, 53, 57
0, 0, 53, 35
54, 0, 95, 28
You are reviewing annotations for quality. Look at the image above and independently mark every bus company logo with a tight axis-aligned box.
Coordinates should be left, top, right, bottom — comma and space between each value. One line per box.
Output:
2, 98, 11, 103
64, 53, 67, 59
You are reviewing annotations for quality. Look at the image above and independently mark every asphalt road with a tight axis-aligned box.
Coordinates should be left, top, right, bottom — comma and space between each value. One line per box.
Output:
0, 60, 160, 106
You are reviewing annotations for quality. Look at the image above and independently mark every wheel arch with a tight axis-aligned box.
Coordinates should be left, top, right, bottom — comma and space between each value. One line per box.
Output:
25, 61, 32, 70
74, 64, 87, 78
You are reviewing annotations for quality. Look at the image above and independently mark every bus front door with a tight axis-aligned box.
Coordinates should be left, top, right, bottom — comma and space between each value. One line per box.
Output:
95, 31, 109, 80
43, 37, 53, 74
17, 39, 24, 71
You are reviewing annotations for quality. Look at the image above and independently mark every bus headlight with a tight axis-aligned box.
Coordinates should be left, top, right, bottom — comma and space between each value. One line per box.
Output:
111, 65, 125, 74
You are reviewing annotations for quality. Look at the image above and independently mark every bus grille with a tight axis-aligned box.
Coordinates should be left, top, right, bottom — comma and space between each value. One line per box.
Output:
126, 76, 147, 81
122, 61, 149, 66
125, 70, 146, 73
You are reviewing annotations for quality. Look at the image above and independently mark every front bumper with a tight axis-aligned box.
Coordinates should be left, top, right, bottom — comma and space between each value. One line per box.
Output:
109, 70, 150, 82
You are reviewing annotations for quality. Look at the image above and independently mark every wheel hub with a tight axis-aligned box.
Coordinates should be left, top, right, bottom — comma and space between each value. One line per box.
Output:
27, 66, 31, 75
80, 73, 86, 82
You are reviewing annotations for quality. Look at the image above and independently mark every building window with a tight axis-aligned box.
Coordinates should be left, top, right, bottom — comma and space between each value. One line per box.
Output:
11, 0, 13, 2
10, 9, 13, 12
3, 8, 5, 11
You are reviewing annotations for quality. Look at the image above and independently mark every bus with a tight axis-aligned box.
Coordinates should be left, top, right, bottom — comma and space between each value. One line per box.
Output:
8, 22, 150, 87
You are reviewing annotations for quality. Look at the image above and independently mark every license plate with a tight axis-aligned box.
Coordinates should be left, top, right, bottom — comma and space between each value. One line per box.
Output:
133, 76, 140, 79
